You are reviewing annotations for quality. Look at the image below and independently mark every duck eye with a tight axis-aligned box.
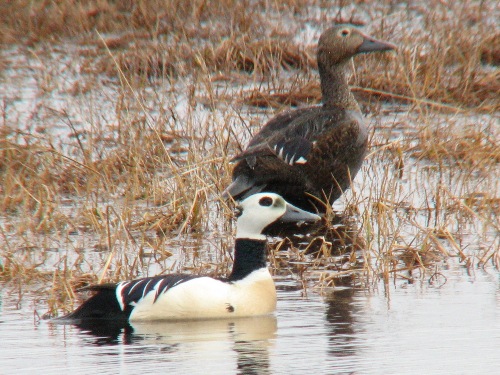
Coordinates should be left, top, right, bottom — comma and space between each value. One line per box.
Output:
340, 29, 350, 37
258, 197, 273, 207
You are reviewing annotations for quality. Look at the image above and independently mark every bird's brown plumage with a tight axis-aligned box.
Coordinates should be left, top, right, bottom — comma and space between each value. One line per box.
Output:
225, 25, 396, 212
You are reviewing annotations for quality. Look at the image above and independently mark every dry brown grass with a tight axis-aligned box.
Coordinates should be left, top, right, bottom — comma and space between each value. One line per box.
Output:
0, 0, 266, 44
3, 1, 498, 109
0, 0, 498, 316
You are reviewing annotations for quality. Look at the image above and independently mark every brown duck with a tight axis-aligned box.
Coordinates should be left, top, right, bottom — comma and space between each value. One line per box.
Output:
224, 25, 396, 212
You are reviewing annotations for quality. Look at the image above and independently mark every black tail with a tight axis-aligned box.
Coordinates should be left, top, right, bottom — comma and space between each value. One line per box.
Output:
59, 284, 128, 322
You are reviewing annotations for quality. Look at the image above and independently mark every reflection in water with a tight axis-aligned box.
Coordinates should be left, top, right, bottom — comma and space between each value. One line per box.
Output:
230, 318, 275, 375
54, 315, 276, 373
64, 319, 134, 346
324, 288, 357, 358
130, 316, 277, 343
234, 339, 271, 375
3, 266, 498, 374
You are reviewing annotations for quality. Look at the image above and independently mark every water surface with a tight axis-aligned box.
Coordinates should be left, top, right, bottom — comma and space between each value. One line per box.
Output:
1, 261, 498, 374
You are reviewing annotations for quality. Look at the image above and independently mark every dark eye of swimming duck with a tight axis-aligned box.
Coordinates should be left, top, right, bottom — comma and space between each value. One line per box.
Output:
258, 196, 273, 207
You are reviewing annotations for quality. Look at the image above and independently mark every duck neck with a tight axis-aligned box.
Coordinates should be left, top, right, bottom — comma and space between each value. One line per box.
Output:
228, 239, 268, 282
318, 59, 360, 111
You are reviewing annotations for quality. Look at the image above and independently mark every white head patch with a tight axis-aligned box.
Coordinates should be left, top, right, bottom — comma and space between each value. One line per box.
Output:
235, 193, 286, 240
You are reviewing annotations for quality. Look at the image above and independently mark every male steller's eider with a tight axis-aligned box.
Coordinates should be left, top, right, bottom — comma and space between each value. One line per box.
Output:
60, 193, 320, 322
224, 25, 396, 212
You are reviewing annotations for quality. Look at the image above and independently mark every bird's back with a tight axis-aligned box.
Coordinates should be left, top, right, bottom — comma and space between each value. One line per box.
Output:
228, 105, 368, 211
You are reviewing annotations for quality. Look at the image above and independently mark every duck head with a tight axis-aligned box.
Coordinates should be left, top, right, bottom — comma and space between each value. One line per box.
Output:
318, 24, 396, 65
235, 193, 321, 240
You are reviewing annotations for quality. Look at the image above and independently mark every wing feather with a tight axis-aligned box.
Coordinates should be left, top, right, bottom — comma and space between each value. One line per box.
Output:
118, 274, 201, 308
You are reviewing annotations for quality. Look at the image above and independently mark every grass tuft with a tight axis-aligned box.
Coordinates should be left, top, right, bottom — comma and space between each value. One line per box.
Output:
0, 0, 498, 315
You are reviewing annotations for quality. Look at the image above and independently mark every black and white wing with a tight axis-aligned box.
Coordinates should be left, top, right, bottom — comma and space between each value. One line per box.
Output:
232, 108, 343, 168
116, 274, 201, 312
271, 136, 313, 165
60, 274, 202, 321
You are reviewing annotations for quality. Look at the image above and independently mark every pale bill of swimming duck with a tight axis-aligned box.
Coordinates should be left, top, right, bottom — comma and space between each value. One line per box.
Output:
59, 193, 320, 322
224, 25, 396, 212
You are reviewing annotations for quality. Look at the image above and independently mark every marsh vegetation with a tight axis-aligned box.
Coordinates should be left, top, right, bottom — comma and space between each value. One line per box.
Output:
0, 0, 498, 320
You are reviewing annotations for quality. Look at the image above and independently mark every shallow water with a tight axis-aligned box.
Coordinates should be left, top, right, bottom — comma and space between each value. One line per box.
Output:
0, 14, 498, 375
1, 261, 498, 375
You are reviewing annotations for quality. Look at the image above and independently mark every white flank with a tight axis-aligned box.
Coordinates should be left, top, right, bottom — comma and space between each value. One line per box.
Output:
228, 269, 276, 316
295, 156, 307, 164
128, 270, 276, 321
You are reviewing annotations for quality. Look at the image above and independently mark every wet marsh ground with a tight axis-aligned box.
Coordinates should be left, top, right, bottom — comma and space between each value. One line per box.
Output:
0, 0, 499, 373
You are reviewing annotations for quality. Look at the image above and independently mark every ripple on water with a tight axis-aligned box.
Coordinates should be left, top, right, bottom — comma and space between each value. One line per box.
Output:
0, 262, 499, 374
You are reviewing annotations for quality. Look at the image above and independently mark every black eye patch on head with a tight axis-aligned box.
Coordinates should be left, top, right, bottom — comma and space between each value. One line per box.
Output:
258, 196, 273, 206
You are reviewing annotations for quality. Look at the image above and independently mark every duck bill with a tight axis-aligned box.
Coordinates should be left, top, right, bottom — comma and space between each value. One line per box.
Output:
357, 34, 396, 54
281, 202, 321, 223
